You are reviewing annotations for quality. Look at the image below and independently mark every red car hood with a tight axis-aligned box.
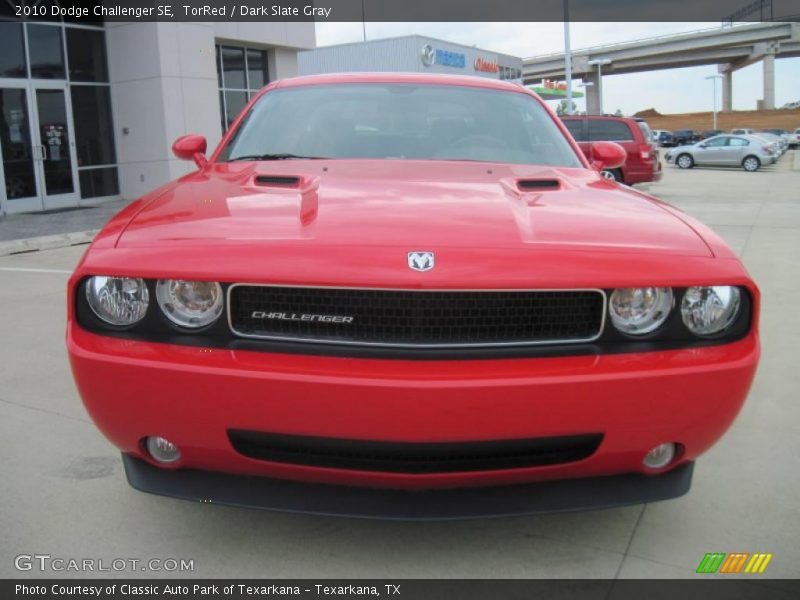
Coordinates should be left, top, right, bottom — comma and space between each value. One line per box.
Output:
117, 160, 711, 257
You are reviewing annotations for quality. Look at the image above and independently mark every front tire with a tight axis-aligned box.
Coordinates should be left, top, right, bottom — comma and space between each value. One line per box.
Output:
602, 168, 623, 182
742, 156, 760, 172
676, 154, 694, 169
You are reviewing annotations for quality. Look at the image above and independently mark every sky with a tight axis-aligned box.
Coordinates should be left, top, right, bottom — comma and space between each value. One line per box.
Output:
314, 22, 800, 115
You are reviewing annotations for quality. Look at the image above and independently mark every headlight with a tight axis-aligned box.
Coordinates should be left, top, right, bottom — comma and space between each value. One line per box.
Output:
681, 286, 741, 336
85, 276, 149, 326
609, 287, 673, 335
156, 280, 223, 328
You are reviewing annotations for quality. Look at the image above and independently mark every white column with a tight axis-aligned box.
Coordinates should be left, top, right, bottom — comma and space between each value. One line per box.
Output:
721, 70, 733, 113
762, 53, 775, 110
584, 70, 601, 115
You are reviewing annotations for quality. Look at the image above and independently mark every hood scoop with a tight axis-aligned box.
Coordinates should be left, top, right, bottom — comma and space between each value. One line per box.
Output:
499, 177, 565, 207
246, 174, 320, 225
254, 175, 301, 187
517, 179, 561, 190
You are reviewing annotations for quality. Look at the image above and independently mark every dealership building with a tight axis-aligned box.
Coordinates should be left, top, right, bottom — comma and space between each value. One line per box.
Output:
299, 35, 523, 82
0, 15, 315, 215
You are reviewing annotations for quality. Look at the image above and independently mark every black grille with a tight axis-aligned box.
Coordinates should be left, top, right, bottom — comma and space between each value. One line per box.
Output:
228, 430, 604, 474
228, 286, 605, 348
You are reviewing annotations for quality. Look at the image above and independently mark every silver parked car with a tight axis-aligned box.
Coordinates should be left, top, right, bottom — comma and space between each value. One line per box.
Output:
761, 128, 793, 150
754, 131, 786, 155
665, 135, 776, 172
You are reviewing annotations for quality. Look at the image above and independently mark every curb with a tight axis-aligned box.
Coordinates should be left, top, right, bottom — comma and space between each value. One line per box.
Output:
0, 229, 97, 257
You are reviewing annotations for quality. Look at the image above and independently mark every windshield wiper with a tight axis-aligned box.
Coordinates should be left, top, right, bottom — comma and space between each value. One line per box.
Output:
228, 153, 327, 162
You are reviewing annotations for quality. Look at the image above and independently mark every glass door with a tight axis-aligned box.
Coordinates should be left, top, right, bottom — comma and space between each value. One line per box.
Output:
0, 85, 42, 213
0, 81, 79, 214
31, 82, 79, 210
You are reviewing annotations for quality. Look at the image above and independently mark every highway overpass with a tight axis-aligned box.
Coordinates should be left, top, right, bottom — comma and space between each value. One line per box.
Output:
523, 22, 800, 114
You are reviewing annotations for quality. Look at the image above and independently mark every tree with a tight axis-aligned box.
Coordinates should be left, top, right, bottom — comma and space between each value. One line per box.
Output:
556, 99, 578, 116
614, 108, 623, 116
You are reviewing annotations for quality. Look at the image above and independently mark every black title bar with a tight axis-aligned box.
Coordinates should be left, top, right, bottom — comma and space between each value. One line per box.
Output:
5, 580, 800, 600
4, 0, 800, 23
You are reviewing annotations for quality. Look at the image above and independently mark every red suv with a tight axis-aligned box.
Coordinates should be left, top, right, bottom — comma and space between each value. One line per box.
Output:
561, 116, 662, 185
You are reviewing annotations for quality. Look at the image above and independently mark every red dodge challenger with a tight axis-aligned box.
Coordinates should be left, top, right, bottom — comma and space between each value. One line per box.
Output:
67, 73, 759, 519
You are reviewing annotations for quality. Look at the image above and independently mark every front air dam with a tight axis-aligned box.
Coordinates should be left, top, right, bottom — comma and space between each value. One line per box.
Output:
123, 454, 694, 521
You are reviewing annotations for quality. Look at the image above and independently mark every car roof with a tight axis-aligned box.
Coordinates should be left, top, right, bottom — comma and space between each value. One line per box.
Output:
560, 115, 638, 122
272, 72, 526, 94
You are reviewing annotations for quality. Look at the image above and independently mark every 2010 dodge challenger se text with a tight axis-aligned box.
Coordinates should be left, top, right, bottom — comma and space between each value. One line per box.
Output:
67, 74, 759, 519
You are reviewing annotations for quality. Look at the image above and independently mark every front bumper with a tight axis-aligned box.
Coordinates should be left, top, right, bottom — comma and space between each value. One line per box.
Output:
68, 323, 758, 493
123, 454, 694, 520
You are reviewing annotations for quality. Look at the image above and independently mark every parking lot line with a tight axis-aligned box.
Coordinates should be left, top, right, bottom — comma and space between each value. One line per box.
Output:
0, 267, 72, 274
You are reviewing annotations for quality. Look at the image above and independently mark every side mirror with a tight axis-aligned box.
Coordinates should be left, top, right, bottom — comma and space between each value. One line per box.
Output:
172, 135, 208, 168
698, 143, 707, 149
589, 141, 626, 172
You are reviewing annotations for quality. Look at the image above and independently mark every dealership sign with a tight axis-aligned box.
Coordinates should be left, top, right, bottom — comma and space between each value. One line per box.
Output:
474, 57, 499, 73
542, 79, 567, 91
420, 44, 466, 68
528, 80, 585, 100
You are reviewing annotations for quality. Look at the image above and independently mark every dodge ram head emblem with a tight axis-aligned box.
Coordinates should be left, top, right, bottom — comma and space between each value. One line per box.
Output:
408, 251, 435, 272
420, 44, 436, 67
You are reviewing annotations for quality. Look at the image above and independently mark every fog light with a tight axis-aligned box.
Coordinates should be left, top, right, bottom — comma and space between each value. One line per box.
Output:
643, 443, 677, 469
145, 436, 181, 464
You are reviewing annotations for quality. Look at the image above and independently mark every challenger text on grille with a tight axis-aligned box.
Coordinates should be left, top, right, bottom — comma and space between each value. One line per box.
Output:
251, 312, 354, 323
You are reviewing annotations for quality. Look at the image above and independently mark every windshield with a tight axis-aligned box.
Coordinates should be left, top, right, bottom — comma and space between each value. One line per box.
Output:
218, 83, 582, 167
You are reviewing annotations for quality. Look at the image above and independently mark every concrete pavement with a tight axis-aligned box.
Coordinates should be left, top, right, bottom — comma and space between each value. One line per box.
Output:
1, 154, 798, 579
0, 199, 131, 256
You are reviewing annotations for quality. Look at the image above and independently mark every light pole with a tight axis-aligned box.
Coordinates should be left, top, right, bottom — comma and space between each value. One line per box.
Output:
587, 58, 611, 115
563, 0, 573, 114
361, 0, 367, 41
705, 74, 724, 130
